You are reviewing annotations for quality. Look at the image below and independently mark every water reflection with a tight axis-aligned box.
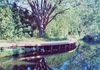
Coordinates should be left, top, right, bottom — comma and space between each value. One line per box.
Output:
51, 41, 100, 70
0, 56, 50, 70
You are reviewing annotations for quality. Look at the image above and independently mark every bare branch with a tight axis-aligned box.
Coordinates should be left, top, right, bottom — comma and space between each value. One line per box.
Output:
58, 0, 63, 4
47, 4, 56, 17
41, 0, 43, 10
48, 8, 69, 24
48, 1, 81, 24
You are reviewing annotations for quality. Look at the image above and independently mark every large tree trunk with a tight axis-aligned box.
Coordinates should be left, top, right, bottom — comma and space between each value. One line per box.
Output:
39, 28, 45, 38
38, 25, 46, 38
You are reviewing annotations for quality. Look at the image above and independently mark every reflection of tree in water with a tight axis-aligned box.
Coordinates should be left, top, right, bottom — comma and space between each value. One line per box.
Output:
12, 58, 50, 70
12, 65, 19, 70
69, 42, 100, 70
12, 47, 25, 59
12, 47, 20, 59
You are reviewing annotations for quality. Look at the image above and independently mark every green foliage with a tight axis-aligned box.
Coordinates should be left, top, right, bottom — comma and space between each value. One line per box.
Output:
0, 0, 99, 41
0, 0, 99, 40
0, 6, 31, 40
46, 14, 68, 40
0, 7, 15, 40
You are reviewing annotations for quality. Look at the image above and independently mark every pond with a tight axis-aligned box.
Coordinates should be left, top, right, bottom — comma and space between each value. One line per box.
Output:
0, 40, 100, 70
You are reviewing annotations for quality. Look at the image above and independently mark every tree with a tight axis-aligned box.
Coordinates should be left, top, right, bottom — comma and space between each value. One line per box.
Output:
77, 0, 100, 36
19, 0, 67, 37
0, 6, 15, 40
9, 0, 80, 38
27, 0, 81, 37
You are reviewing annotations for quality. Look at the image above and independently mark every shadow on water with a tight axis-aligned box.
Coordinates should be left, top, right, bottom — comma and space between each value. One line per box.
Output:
82, 34, 100, 45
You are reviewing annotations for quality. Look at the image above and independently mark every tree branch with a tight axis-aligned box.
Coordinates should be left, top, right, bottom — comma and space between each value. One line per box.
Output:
48, 8, 69, 24
58, 0, 63, 4
48, 1, 81, 24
